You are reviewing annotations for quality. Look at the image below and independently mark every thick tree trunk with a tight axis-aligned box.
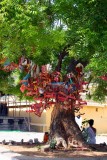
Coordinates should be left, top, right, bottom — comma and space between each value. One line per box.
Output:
50, 104, 86, 149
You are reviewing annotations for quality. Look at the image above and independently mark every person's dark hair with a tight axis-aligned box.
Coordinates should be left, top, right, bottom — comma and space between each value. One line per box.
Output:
88, 119, 94, 126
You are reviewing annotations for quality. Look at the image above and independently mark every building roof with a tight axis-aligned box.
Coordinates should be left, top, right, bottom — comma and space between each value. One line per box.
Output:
0, 95, 32, 108
0, 94, 107, 108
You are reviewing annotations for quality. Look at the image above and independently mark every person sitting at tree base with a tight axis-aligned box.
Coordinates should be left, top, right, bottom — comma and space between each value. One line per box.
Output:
43, 132, 49, 143
82, 119, 96, 144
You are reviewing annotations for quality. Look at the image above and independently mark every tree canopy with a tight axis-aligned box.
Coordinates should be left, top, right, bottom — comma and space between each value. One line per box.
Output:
0, 0, 107, 102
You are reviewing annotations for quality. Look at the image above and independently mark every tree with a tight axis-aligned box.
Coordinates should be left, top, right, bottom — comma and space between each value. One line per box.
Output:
0, 0, 107, 148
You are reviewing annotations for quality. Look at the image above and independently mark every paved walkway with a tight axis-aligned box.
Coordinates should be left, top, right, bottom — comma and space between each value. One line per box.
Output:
0, 131, 107, 144
0, 131, 44, 143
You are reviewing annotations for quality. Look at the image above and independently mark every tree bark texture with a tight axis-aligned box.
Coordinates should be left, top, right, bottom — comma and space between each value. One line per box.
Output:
50, 104, 86, 148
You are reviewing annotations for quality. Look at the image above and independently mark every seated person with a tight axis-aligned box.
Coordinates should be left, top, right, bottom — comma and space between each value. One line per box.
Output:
86, 119, 96, 144
43, 132, 49, 143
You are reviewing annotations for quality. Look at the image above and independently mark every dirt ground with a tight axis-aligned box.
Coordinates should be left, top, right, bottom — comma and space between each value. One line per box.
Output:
0, 143, 107, 158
